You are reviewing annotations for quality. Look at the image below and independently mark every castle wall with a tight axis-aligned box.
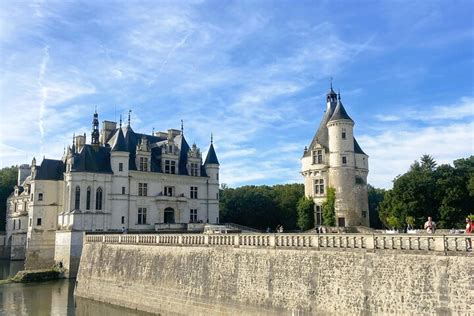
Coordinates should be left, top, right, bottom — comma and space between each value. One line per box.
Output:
76, 241, 473, 315
54, 231, 84, 277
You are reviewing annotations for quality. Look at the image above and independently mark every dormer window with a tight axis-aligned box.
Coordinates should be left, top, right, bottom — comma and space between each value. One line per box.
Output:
139, 157, 148, 171
312, 150, 323, 164
190, 163, 199, 176
164, 160, 176, 174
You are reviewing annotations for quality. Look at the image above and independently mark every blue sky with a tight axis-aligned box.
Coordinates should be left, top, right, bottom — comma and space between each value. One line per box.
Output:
0, 0, 473, 188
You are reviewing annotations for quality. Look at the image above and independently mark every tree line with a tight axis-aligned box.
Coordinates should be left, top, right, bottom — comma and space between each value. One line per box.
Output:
0, 155, 471, 232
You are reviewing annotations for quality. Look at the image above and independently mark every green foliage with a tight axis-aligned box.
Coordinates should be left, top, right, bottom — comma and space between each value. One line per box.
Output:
219, 183, 304, 230
368, 184, 385, 228
379, 155, 474, 229
386, 215, 401, 229
322, 187, 335, 226
296, 196, 314, 230
0, 166, 18, 231
405, 216, 415, 226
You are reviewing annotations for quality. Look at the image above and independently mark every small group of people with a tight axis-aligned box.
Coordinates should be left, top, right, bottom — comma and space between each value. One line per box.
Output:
272, 225, 284, 233
424, 216, 472, 250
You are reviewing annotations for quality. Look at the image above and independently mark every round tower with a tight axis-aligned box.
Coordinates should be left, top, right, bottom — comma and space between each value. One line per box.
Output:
326, 93, 360, 227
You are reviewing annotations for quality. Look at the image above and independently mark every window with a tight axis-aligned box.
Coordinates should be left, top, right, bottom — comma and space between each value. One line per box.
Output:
312, 150, 323, 164
37, 218, 42, 226
122, 187, 126, 195
190, 163, 199, 176
13, 203, 17, 212
342, 156, 347, 165
216, 193, 219, 200
86, 187, 91, 210
18, 220, 21, 230
315, 205, 323, 225
190, 209, 198, 223
138, 183, 148, 196
38, 193, 43, 201
362, 211, 367, 218
121, 216, 125, 224
119, 163, 123, 172
138, 208, 147, 224
95, 187, 103, 210
13, 220, 16, 230
75, 186, 81, 210
29, 218, 32, 227
342, 128, 347, 139
139, 157, 148, 171
190, 186, 198, 199
31, 194, 33, 201
165, 160, 176, 174
314, 179, 325, 195
164, 186, 174, 197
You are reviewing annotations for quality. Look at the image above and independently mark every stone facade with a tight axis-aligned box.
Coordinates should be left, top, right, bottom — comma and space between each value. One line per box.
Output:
5, 111, 220, 272
76, 241, 473, 315
301, 86, 369, 227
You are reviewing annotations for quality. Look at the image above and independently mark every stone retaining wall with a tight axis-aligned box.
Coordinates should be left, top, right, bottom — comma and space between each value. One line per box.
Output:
76, 235, 473, 315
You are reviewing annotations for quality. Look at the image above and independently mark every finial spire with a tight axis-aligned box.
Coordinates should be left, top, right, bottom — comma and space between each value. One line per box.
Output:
338, 89, 341, 100
211, 132, 213, 144
152, 127, 155, 135
73, 133, 75, 145
181, 120, 184, 135
330, 77, 333, 90
128, 110, 131, 127
119, 114, 122, 128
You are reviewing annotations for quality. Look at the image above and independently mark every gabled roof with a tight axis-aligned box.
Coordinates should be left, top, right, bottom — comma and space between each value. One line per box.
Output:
328, 100, 353, 123
35, 159, 64, 180
204, 143, 219, 165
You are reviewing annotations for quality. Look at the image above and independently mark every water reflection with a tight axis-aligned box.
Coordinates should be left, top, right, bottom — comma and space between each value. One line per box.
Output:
0, 260, 154, 316
0, 259, 24, 279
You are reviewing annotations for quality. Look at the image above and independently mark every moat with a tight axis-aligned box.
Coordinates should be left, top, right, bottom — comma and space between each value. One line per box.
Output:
0, 260, 153, 316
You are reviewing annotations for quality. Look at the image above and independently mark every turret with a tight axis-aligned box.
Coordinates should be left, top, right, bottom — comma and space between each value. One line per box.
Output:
91, 111, 100, 146
111, 125, 129, 175
204, 134, 219, 184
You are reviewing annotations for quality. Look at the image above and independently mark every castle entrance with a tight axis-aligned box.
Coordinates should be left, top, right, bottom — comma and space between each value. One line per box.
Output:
164, 208, 175, 224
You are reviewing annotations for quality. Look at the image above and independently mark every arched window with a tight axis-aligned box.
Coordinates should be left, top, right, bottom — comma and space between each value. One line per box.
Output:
86, 187, 91, 210
95, 187, 103, 210
74, 186, 81, 210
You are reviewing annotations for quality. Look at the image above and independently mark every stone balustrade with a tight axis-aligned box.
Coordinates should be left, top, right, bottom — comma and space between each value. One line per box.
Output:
84, 233, 473, 254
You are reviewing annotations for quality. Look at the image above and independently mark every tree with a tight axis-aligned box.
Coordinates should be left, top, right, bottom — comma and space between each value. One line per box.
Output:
296, 196, 314, 231
386, 215, 401, 230
322, 187, 335, 226
368, 184, 385, 229
0, 166, 18, 231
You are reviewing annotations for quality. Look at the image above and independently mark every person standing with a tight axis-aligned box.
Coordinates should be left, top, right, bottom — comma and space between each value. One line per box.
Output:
424, 217, 436, 234
465, 217, 473, 250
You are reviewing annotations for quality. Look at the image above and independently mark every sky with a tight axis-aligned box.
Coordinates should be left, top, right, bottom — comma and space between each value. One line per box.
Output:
0, 0, 473, 189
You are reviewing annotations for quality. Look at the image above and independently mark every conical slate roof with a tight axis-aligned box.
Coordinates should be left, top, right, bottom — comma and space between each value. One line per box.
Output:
111, 128, 127, 152
204, 143, 219, 165
328, 100, 353, 123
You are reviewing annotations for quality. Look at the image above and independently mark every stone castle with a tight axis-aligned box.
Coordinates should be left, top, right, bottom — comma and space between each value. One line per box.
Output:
301, 85, 369, 227
5, 111, 219, 272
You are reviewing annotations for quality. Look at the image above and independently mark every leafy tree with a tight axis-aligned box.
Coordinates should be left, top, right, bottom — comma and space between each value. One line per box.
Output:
296, 196, 314, 231
0, 166, 18, 231
386, 215, 401, 230
368, 184, 385, 228
322, 187, 335, 226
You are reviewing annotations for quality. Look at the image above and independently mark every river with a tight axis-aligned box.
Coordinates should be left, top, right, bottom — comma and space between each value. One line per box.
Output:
0, 260, 154, 316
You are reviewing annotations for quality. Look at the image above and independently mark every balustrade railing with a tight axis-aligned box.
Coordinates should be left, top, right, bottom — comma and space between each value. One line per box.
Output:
84, 233, 472, 253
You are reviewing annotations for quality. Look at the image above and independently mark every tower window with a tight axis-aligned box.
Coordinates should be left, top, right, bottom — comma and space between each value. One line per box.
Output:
95, 187, 103, 210
38, 193, 43, 201
314, 179, 325, 195
37, 218, 42, 226
342, 156, 347, 165
122, 187, 126, 195
137, 208, 147, 225
312, 150, 323, 164
75, 186, 81, 210
119, 163, 123, 172
121, 216, 125, 224
342, 128, 346, 139
138, 183, 148, 196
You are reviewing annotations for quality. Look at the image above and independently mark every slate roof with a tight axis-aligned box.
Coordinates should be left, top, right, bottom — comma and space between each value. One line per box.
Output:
354, 138, 366, 155
35, 159, 65, 180
72, 145, 112, 173
204, 143, 219, 165
111, 128, 127, 152
328, 100, 353, 123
